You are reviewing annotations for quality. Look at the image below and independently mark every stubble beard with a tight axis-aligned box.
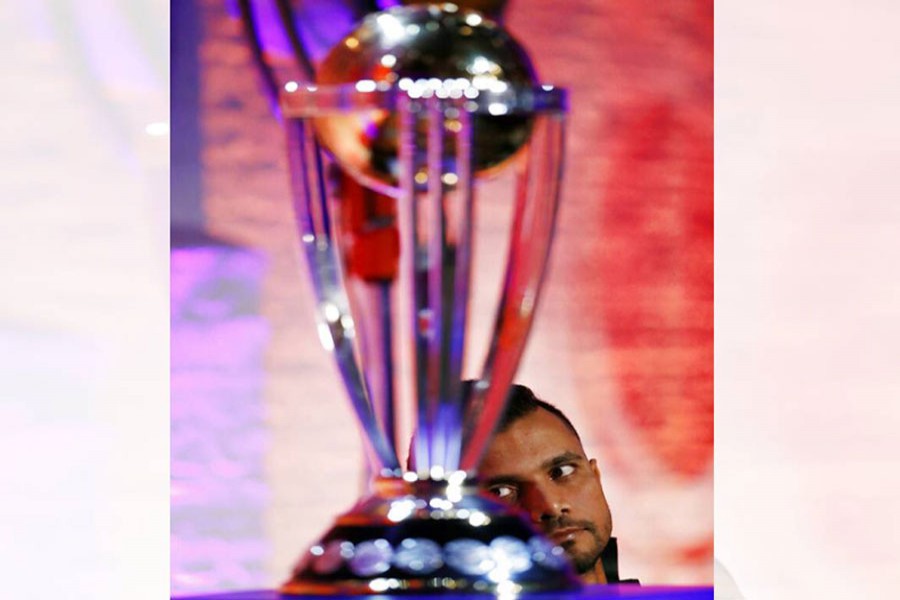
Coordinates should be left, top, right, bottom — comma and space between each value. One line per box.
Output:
567, 525, 606, 575
546, 518, 607, 575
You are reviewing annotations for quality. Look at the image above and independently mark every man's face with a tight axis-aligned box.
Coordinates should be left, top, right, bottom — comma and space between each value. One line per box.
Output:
477, 408, 613, 579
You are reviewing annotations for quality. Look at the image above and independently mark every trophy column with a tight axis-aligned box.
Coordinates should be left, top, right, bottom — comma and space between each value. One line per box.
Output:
271, 5, 575, 595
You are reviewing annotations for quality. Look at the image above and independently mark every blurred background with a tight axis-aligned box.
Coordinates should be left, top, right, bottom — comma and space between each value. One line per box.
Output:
4, 1, 897, 599
0, 1, 168, 598
170, 0, 712, 594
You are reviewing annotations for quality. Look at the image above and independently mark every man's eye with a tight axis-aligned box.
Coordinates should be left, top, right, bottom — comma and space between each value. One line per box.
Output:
489, 485, 517, 501
550, 464, 576, 479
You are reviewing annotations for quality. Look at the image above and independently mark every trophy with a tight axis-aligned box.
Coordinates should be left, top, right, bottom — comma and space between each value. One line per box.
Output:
248, 3, 575, 594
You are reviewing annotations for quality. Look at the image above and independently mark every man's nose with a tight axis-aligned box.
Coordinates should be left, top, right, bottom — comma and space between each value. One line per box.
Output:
522, 483, 566, 524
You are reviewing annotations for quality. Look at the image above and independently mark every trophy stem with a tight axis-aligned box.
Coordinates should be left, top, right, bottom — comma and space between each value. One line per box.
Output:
278, 75, 571, 593
286, 117, 401, 471
424, 96, 449, 472
440, 104, 476, 472
397, 96, 475, 476
377, 282, 397, 448
460, 113, 566, 471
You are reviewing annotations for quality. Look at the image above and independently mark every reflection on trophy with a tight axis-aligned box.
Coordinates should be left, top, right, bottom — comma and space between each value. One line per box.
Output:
243, 2, 573, 594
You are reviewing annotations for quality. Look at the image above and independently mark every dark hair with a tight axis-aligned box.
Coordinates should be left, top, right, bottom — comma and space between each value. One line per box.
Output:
497, 383, 582, 441
406, 382, 581, 469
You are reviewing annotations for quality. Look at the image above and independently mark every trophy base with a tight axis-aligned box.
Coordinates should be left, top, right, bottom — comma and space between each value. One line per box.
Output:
279, 475, 582, 595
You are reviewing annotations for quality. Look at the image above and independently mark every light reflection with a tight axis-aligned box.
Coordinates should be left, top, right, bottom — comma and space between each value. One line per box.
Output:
387, 498, 416, 522
496, 579, 521, 599
316, 322, 335, 351
376, 13, 406, 42
468, 511, 490, 526
339, 541, 355, 558
472, 74, 494, 90
397, 77, 499, 102
520, 289, 536, 316
446, 475, 463, 502
488, 102, 509, 116
469, 56, 498, 76
429, 497, 453, 510
448, 470, 467, 485
490, 80, 509, 94
321, 302, 341, 323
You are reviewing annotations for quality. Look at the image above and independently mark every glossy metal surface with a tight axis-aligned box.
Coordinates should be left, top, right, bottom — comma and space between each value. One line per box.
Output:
276, 5, 569, 592
398, 1, 510, 20
314, 4, 538, 194
236, 2, 514, 118
281, 82, 566, 472
176, 587, 713, 600
280, 80, 567, 592
284, 115, 401, 470
279, 474, 581, 595
459, 98, 565, 471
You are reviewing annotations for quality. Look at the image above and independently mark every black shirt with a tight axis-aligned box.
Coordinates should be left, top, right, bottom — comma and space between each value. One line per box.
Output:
600, 537, 640, 584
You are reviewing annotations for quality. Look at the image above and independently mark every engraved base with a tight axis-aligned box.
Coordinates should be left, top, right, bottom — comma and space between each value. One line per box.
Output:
280, 475, 582, 595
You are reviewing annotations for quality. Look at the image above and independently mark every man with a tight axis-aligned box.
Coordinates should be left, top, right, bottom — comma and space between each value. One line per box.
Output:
477, 383, 638, 584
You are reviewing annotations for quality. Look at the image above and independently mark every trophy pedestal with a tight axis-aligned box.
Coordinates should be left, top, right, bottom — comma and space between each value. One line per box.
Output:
280, 476, 581, 595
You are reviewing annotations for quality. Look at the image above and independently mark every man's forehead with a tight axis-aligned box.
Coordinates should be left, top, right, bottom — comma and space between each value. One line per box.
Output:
501, 407, 582, 443
479, 408, 587, 474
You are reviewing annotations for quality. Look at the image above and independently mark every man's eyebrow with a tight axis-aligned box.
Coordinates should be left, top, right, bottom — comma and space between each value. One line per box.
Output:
482, 474, 523, 487
540, 451, 585, 472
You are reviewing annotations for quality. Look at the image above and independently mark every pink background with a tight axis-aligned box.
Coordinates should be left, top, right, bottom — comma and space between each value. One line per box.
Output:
1, 1, 899, 599
180, 0, 712, 591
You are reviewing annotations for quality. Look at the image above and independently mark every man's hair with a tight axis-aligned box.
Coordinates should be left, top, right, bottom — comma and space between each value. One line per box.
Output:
407, 382, 581, 469
461, 380, 581, 441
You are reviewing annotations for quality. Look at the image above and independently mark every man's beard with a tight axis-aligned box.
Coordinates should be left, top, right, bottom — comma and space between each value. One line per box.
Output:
544, 517, 607, 575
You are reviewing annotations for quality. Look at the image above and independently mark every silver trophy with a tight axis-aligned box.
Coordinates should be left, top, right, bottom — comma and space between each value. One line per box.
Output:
262, 3, 574, 594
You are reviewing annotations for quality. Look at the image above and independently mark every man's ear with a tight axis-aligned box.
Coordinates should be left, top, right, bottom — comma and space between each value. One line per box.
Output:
589, 458, 601, 481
